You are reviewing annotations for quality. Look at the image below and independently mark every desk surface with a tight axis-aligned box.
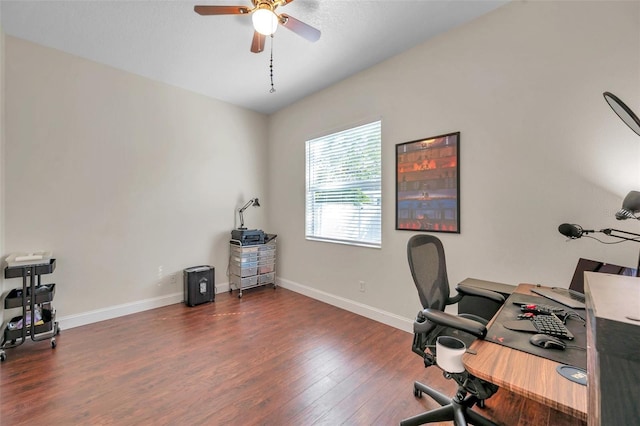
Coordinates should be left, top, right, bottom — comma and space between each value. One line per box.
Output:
462, 283, 587, 421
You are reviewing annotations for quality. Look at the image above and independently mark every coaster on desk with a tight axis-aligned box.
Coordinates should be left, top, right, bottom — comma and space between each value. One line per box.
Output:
556, 365, 587, 386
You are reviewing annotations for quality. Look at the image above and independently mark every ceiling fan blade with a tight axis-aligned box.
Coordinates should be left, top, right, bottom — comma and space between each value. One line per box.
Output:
279, 14, 321, 42
194, 5, 250, 15
251, 31, 266, 53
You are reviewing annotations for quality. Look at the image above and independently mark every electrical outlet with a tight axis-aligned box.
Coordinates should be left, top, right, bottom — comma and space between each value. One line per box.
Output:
170, 273, 177, 285
157, 266, 164, 286
359, 280, 366, 292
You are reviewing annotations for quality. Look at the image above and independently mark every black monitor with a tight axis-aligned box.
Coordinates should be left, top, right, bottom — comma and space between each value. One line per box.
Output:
569, 257, 638, 294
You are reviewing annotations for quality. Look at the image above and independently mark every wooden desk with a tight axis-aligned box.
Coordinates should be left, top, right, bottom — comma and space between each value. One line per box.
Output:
462, 284, 587, 421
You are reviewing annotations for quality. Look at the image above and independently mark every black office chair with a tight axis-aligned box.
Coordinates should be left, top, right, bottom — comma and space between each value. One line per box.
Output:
401, 234, 505, 426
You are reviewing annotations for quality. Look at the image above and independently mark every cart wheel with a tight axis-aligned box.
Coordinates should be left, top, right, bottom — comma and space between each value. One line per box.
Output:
51, 338, 57, 349
11, 339, 16, 345
238, 293, 242, 299
413, 387, 422, 398
0, 352, 6, 362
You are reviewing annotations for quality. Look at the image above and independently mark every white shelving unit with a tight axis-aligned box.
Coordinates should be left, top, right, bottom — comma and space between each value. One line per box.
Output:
229, 238, 276, 298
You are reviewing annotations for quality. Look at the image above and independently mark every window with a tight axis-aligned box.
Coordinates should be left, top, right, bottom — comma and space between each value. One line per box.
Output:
305, 120, 382, 248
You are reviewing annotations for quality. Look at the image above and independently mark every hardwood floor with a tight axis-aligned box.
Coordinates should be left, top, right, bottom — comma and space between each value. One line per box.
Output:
0, 287, 585, 425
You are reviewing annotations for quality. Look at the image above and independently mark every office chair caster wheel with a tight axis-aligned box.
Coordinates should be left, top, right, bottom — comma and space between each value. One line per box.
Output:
0, 352, 6, 362
51, 338, 56, 349
413, 387, 422, 398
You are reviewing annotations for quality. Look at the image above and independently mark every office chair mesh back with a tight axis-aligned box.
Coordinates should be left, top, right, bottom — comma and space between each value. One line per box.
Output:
408, 234, 451, 311
402, 234, 499, 426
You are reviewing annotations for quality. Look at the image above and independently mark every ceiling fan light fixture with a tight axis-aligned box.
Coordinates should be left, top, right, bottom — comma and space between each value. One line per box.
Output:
252, 7, 278, 36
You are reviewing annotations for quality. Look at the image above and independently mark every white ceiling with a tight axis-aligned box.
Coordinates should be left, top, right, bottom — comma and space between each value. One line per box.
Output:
0, 0, 508, 115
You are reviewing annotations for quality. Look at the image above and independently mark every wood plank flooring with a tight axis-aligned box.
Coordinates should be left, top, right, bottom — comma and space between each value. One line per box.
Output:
0, 287, 586, 425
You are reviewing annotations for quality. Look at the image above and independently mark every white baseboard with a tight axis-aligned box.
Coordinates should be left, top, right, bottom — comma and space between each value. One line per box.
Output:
216, 282, 231, 294
58, 292, 184, 330
58, 279, 414, 334
277, 278, 413, 333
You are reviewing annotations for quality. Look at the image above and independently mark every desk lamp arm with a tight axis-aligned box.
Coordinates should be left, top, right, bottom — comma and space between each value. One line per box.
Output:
237, 198, 260, 229
600, 228, 640, 242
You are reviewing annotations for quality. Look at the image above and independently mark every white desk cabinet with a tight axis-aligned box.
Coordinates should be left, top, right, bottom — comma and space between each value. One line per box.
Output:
585, 272, 640, 426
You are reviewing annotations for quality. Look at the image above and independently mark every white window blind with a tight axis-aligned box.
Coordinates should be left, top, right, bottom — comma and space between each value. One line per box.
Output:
305, 120, 382, 248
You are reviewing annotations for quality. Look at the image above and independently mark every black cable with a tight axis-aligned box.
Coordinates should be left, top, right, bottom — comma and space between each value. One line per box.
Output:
565, 345, 586, 351
564, 312, 586, 323
580, 235, 640, 244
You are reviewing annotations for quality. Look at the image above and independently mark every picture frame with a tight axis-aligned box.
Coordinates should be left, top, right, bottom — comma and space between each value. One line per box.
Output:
396, 131, 460, 233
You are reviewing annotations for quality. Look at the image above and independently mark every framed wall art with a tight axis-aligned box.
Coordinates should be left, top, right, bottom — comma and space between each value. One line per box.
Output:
396, 131, 460, 233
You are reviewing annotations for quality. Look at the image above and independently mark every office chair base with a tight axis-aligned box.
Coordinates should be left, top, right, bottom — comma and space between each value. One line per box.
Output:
400, 382, 498, 426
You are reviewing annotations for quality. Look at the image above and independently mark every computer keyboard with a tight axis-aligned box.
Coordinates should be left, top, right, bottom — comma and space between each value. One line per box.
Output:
531, 313, 574, 340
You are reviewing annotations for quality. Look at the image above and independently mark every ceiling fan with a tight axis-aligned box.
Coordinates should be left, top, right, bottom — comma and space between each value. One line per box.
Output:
194, 0, 321, 53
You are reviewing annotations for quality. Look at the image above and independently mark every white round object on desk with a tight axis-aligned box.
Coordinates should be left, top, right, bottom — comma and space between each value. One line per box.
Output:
436, 336, 467, 373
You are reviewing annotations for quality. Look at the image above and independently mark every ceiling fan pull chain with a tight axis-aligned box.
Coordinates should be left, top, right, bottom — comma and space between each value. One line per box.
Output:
269, 34, 276, 93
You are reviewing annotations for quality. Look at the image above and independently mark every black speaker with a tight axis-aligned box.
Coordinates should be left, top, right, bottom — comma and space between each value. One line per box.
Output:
183, 265, 215, 306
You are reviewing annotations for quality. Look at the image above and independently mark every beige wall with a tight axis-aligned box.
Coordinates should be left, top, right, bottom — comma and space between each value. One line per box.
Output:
2, 1, 639, 331
3, 37, 268, 321
268, 1, 640, 322
1, 26, 4, 296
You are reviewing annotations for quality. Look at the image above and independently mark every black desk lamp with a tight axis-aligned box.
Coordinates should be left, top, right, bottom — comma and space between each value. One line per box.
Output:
615, 190, 640, 221
603, 92, 640, 220
238, 198, 260, 230
603, 92, 640, 137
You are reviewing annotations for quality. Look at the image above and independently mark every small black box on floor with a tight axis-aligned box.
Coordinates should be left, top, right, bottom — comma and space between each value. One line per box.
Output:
183, 265, 215, 306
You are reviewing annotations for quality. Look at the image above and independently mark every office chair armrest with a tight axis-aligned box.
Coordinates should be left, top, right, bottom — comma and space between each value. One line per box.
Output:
421, 309, 487, 338
455, 284, 505, 304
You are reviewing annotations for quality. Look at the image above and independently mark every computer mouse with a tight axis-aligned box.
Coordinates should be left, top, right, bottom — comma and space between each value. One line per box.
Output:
529, 334, 566, 350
